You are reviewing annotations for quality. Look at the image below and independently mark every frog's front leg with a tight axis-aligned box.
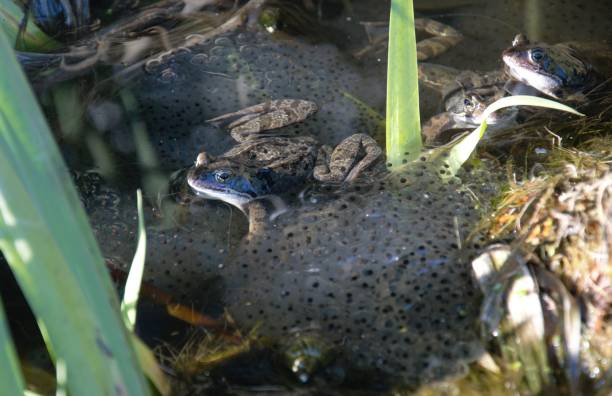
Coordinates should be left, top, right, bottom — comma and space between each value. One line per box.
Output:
207, 99, 318, 142
313, 134, 383, 183
414, 18, 463, 61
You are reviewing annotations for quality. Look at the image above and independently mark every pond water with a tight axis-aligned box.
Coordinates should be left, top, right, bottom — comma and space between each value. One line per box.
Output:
15, 0, 612, 393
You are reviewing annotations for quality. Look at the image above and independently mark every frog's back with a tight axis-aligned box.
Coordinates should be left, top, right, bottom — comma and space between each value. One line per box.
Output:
565, 41, 612, 77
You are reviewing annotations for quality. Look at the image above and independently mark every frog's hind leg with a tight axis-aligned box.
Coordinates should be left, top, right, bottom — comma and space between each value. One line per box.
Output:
415, 18, 463, 61
354, 18, 462, 61
207, 100, 284, 126
207, 99, 318, 142
314, 134, 383, 183
207, 109, 262, 131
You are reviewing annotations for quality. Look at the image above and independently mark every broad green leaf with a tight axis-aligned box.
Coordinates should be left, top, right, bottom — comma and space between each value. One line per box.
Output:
444, 95, 584, 175
0, 297, 25, 395
386, 0, 421, 167
0, 28, 150, 395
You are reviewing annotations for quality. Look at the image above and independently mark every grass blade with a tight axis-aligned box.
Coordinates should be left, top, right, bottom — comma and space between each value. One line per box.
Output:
386, 0, 421, 167
122, 189, 147, 330
444, 95, 584, 175
0, 28, 149, 395
120, 189, 172, 396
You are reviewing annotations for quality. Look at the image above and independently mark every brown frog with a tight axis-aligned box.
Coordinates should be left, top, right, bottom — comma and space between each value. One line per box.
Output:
502, 34, 610, 100
187, 99, 384, 233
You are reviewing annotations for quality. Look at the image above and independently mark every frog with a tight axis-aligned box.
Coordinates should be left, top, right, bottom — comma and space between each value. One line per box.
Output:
186, 99, 384, 233
355, 18, 464, 61
502, 33, 610, 100
418, 64, 530, 142
355, 18, 531, 142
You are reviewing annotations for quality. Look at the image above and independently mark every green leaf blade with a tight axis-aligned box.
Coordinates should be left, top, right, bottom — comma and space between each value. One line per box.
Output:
0, 28, 150, 395
386, 0, 422, 167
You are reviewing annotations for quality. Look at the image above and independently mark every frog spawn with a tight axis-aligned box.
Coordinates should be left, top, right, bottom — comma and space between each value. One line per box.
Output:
131, 30, 384, 169
221, 162, 486, 384
76, 172, 243, 307
77, 158, 492, 384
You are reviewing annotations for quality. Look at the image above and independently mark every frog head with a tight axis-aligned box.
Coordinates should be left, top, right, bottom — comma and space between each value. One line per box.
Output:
186, 153, 274, 210
502, 34, 592, 98
445, 87, 517, 127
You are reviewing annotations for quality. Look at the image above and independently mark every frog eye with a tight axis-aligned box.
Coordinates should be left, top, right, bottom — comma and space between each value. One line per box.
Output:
463, 98, 474, 108
530, 48, 545, 63
214, 170, 232, 183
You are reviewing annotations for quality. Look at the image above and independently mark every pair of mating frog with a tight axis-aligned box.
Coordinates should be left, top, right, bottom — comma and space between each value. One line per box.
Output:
187, 25, 605, 227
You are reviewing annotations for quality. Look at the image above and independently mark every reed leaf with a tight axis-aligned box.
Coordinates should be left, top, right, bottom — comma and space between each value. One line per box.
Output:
386, 0, 421, 167
0, 28, 149, 395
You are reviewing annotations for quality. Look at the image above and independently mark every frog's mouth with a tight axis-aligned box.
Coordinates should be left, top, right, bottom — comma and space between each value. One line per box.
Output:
502, 50, 563, 98
187, 179, 255, 208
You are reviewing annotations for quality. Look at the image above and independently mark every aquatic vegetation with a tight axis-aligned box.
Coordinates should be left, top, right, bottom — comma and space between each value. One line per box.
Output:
162, 326, 262, 378
489, 156, 611, 330
0, 28, 153, 394
28, 0, 91, 36
469, 135, 612, 395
